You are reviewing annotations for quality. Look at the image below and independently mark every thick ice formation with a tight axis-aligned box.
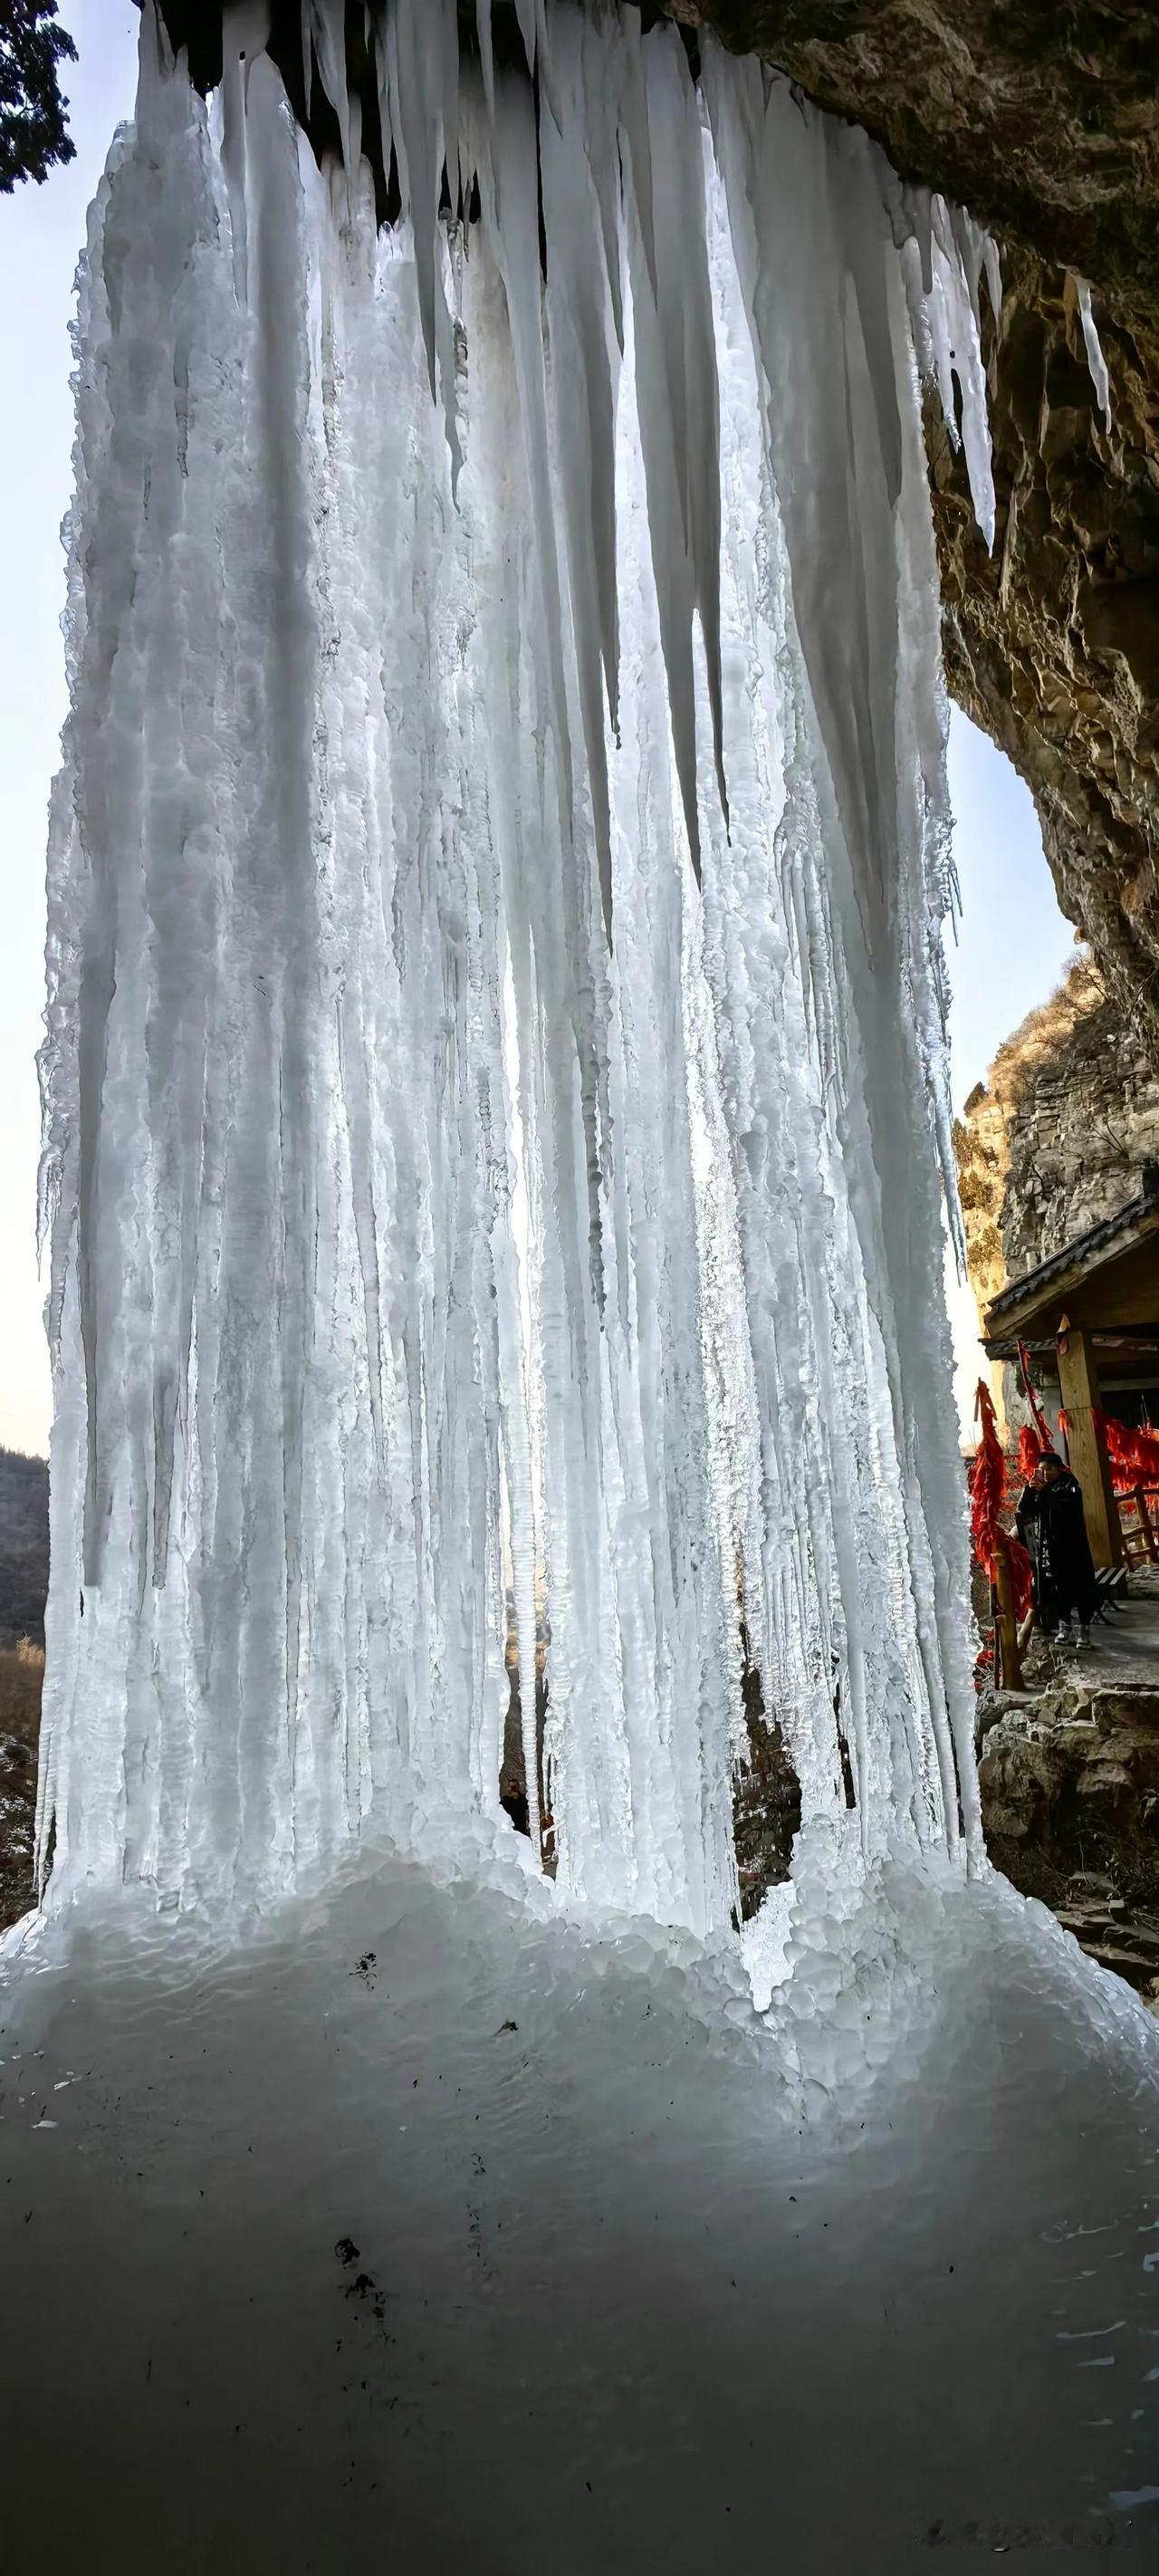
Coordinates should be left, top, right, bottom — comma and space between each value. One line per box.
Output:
3, 1846, 1159, 2566
37, 0, 999, 1929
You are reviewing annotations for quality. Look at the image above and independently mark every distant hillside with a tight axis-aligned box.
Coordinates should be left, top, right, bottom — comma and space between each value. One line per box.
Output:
0, 1447, 49, 1650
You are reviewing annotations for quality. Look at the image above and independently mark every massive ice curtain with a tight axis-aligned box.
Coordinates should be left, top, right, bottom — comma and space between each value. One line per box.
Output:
35, 0, 999, 1928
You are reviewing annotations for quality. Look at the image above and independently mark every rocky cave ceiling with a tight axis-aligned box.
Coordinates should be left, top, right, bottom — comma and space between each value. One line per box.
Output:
151, 2, 1159, 1039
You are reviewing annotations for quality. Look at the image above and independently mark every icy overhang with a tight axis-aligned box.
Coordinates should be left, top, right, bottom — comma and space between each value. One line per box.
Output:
142, 3, 684, 228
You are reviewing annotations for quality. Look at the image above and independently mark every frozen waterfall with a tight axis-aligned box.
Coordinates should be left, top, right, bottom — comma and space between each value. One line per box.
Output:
37, 0, 997, 1927
9, 10, 1159, 2561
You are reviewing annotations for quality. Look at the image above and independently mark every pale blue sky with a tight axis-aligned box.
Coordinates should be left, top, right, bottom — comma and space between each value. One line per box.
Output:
943, 719, 1077, 1122
943, 718, 1077, 1430
0, 1, 139, 1454
0, 7, 1077, 1457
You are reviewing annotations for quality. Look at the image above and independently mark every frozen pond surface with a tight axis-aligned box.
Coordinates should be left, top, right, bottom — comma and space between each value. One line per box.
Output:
3, 1850, 1157, 2571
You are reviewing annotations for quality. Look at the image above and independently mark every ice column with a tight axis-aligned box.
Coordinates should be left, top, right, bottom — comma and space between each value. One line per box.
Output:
37, 0, 994, 1929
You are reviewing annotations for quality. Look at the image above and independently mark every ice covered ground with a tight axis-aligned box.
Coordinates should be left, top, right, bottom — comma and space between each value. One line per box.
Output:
3, 1843, 1158, 2570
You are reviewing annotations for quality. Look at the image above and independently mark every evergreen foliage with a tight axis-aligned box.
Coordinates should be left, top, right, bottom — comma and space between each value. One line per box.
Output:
1, 1, 75, 191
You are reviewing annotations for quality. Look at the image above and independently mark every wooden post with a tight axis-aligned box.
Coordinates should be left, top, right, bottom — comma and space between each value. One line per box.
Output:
993, 1539, 1024, 1690
1134, 1486, 1158, 1564
1055, 1320, 1123, 1569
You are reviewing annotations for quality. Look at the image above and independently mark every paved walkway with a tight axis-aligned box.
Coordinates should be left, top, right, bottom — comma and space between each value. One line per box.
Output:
1032, 1565, 1159, 1695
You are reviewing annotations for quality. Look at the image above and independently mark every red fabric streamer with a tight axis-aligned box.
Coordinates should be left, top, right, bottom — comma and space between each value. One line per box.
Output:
1017, 1421, 1046, 1483
1092, 1408, 1159, 1498
1016, 1340, 1052, 1451
968, 1381, 1034, 1629
969, 1381, 1006, 1568
1007, 1548, 1033, 1627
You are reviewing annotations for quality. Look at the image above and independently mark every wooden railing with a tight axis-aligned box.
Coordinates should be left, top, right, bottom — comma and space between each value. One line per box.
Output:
1118, 1485, 1159, 1565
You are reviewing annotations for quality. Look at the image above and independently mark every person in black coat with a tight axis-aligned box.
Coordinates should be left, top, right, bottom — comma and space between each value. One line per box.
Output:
1015, 1450, 1099, 1646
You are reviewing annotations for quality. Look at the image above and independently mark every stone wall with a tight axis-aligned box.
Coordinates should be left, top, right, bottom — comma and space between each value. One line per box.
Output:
978, 1679, 1159, 1995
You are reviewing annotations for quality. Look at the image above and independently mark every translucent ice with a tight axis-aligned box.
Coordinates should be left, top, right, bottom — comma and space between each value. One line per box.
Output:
37, 1, 998, 1931
1076, 274, 1113, 431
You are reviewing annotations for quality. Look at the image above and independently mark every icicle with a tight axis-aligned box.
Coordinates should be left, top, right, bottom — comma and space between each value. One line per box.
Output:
300, 0, 312, 121
384, 0, 462, 483
539, 8, 622, 924
928, 195, 996, 548
439, 0, 462, 216
613, 3, 657, 306
620, 25, 729, 876
512, 0, 538, 74
304, 0, 350, 171
475, 0, 496, 121
473, 72, 571, 835
1074, 274, 1112, 431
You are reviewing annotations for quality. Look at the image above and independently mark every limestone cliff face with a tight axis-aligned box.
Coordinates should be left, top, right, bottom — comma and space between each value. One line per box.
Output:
932, 256, 1159, 1032
953, 1085, 1009, 1328
955, 954, 1159, 1323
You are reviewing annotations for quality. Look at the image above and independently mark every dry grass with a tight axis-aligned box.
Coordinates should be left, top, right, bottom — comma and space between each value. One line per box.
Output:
986, 952, 1099, 1107
0, 1639, 44, 1753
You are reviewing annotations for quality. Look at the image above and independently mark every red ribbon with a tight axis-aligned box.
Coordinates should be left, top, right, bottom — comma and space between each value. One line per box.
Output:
968, 1380, 1034, 1621
1092, 1407, 1159, 1497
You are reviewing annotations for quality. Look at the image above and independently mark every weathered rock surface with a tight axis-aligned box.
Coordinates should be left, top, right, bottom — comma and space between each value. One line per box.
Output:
978, 1681, 1159, 1991
955, 952, 1159, 1325
931, 256, 1159, 1029
733, 1653, 804, 1920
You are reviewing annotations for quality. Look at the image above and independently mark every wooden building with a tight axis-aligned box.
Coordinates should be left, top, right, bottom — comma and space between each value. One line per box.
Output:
982, 1165, 1159, 1567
